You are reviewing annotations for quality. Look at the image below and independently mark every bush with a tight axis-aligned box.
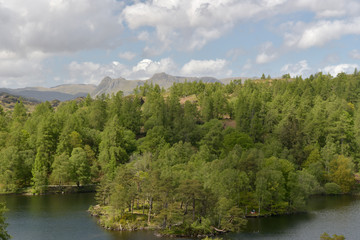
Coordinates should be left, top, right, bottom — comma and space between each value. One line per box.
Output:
325, 182, 342, 195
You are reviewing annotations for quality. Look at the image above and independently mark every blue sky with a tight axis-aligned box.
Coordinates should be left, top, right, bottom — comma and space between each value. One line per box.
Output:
0, 0, 359, 88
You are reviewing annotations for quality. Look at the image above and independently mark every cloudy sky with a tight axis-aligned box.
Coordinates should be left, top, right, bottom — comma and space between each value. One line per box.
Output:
0, 0, 360, 88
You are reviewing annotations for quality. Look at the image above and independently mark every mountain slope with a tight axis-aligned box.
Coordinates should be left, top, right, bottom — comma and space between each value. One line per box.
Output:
91, 73, 221, 97
91, 77, 145, 97
1, 73, 226, 101
0, 84, 96, 102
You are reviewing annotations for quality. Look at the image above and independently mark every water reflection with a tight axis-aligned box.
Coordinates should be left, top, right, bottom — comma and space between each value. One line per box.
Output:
245, 213, 315, 233
231, 195, 360, 240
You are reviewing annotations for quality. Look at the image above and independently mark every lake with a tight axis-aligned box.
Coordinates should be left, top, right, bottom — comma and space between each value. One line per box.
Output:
0, 193, 358, 240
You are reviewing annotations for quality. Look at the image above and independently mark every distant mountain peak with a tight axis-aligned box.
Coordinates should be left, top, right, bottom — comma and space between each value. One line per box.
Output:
0, 72, 233, 102
151, 72, 168, 78
91, 72, 222, 97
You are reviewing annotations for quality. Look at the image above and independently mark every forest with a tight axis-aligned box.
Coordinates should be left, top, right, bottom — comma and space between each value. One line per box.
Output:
0, 71, 360, 236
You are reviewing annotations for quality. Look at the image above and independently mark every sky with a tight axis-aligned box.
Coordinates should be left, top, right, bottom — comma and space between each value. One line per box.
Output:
0, 0, 360, 88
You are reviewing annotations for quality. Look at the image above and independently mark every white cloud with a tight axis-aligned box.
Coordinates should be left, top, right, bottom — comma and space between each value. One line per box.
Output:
256, 53, 277, 64
67, 61, 127, 85
130, 58, 177, 79
118, 51, 136, 61
262, 0, 288, 8
284, 17, 360, 49
181, 59, 231, 77
281, 60, 311, 77
350, 50, 360, 60
138, 31, 150, 41
0, 0, 124, 87
320, 64, 359, 77
256, 42, 277, 64
67, 58, 178, 84
121, 0, 360, 54
0, 50, 48, 87
0, 0, 123, 53
293, 0, 360, 18
121, 0, 285, 53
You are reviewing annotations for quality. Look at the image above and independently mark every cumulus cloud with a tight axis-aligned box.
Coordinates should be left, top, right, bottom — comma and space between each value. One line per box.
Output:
0, 0, 124, 87
293, 0, 360, 18
181, 59, 231, 77
256, 42, 277, 64
121, 0, 285, 53
284, 17, 360, 49
130, 58, 177, 79
67, 61, 127, 85
320, 64, 359, 77
281, 60, 311, 77
121, 0, 360, 54
67, 58, 178, 84
256, 53, 277, 64
0, 50, 48, 87
0, 0, 123, 53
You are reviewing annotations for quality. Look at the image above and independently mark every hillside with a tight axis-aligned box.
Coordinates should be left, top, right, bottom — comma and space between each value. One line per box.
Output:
0, 84, 96, 102
0, 92, 40, 112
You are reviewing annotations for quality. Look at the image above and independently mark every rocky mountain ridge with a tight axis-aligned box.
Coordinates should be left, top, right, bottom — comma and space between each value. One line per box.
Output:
1, 73, 240, 102
92, 72, 222, 97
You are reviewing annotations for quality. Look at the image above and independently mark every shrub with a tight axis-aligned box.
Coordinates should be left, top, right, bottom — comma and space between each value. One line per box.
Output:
324, 182, 342, 195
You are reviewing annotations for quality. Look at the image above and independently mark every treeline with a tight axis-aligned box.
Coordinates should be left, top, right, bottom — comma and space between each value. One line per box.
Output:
1, 71, 360, 235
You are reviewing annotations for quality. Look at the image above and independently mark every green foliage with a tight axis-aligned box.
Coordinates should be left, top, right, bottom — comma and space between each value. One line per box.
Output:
69, 147, 91, 186
2, 71, 360, 235
324, 182, 342, 195
98, 116, 136, 178
287, 170, 320, 209
282, 73, 291, 79
222, 128, 253, 155
320, 232, 345, 240
328, 155, 355, 193
0, 202, 11, 240
31, 146, 49, 194
220, 206, 247, 232
50, 153, 70, 185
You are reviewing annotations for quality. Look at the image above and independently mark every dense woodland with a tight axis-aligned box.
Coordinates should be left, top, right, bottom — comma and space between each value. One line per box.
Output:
1, 71, 360, 235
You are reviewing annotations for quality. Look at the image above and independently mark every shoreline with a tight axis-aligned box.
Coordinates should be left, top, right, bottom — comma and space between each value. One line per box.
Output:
88, 192, 360, 238
0, 184, 97, 196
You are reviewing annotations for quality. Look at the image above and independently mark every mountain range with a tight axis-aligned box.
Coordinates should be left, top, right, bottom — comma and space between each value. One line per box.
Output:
0, 73, 245, 102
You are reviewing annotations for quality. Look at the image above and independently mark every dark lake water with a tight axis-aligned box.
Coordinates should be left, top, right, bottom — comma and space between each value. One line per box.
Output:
0, 193, 358, 240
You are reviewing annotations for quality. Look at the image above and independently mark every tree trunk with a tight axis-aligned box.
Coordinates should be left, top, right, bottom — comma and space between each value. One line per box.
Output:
147, 196, 153, 224
131, 199, 134, 214
142, 199, 145, 215
192, 197, 196, 221
258, 200, 261, 216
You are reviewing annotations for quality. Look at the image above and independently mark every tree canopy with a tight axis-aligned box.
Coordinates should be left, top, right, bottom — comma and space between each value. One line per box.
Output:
1, 71, 360, 235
